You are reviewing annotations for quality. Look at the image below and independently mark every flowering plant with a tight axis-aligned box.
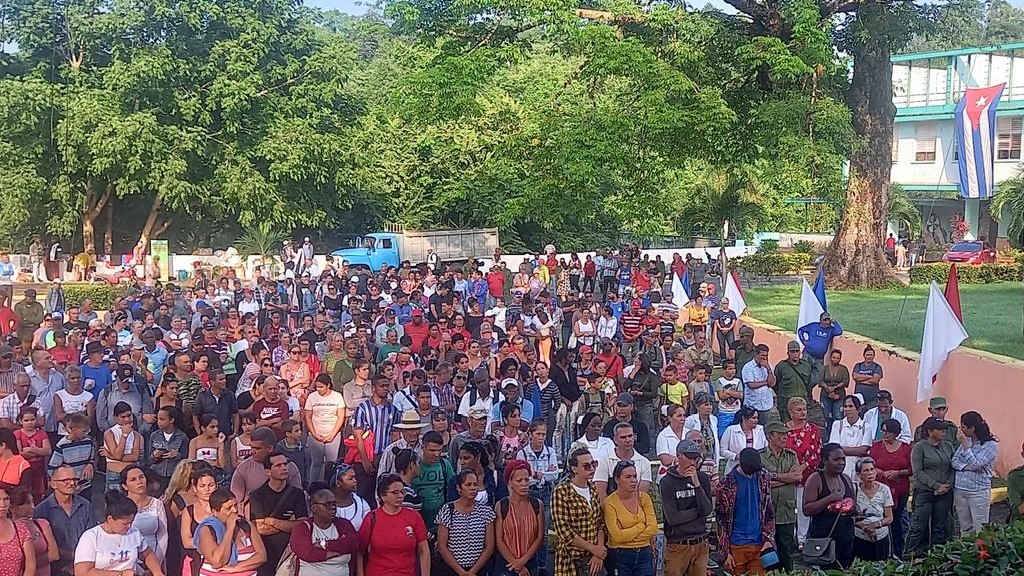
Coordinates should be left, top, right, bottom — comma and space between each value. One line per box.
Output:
950, 214, 969, 242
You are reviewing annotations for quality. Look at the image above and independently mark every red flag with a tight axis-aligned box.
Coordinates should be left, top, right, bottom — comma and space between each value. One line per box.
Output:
944, 263, 963, 324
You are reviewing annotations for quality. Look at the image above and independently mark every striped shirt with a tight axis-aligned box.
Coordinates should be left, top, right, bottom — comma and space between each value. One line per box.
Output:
48, 435, 96, 492
620, 312, 644, 342
352, 398, 401, 455
0, 363, 26, 396
952, 438, 999, 492
741, 359, 774, 411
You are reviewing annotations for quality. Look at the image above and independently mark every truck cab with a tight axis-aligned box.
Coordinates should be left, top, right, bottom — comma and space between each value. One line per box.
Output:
330, 233, 401, 271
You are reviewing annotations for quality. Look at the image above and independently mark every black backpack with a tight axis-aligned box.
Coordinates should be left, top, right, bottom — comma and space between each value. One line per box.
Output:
498, 496, 542, 519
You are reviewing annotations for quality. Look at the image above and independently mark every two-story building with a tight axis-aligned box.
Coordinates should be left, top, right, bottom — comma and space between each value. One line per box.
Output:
891, 43, 1019, 247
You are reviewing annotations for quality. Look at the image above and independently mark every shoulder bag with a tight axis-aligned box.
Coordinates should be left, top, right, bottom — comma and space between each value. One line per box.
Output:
803, 472, 848, 566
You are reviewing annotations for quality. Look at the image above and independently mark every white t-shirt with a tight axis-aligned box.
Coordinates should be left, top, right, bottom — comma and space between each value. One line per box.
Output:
299, 522, 351, 576
572, 483, 592, 503
335, 495, 371, 531
286, 396, 301, 420
55, 389, 95, 436
594, 448, 653, 486
655, 426, 686, 479
304, 390, 347, 438
75, 525, 147, 571
574, 435, 614, 460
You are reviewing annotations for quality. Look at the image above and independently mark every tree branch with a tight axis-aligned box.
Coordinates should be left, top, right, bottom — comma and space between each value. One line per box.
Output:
721, 0, 770, 21
253, 70, 312, 98
152, 218, 172, 238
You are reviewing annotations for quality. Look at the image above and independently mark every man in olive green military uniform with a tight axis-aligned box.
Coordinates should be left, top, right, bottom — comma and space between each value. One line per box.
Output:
14, 288, 45, 344
733, 325, 757, 380
773, 340, 813, 423
760, 420, 805, 571
913, 397, 959, 447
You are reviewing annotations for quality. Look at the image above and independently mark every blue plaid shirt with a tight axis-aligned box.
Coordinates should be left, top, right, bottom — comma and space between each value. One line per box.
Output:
952, 438, 998, 492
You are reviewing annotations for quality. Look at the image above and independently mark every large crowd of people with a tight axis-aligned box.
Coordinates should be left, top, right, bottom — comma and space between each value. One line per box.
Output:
0, 242, 1011, 576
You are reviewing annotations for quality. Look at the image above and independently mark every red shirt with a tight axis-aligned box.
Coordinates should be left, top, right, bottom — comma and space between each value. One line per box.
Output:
359, 508, 427, 576
252, 399, 289, 440
404, 321, 430, 354
486, 272, 505, 297
785, 421, 822, 486
869, 440, 912, 500
584, 260, 596, 277
596, 352, 624, 385
0, 307, 17, 336
49, 345, 77, 366
885, 237, 896, 250
620, 311, 644, 342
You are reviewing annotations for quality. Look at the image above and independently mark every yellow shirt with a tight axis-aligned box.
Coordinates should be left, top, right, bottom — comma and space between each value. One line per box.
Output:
687, 305, 709, 326
660, 381, 689, 407
603, 491, 659, 549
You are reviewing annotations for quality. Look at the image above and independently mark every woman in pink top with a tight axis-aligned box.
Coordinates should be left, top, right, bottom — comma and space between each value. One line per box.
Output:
0, 484, 35, 576
11, 486, 55, 576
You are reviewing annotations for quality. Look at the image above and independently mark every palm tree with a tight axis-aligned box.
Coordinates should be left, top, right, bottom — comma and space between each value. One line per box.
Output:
234, 223, 287, 276
888, 184, 922, 238
676, 166, 764, 245
992, 168, 1024, 246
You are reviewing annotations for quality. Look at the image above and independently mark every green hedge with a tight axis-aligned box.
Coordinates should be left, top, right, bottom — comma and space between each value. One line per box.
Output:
908, 262, 1023, 284
62, 283, 128, 310
730, 253, 813, 277
782, 522, 1024, 575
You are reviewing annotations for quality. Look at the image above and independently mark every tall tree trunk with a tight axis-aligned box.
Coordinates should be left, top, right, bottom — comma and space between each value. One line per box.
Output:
137, 193, 170, 248
823, 6, 899, 289
103, 201, 114, 256
81, 181, 113, 255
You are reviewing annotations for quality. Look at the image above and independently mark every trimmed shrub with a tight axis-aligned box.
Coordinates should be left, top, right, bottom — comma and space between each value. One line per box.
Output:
730, 253, 813, 278
757, 239, 780, 254
908, 262, 1023, 284
62, 283, 128, 310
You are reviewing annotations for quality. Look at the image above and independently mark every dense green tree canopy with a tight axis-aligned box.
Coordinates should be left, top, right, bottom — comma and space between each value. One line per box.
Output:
0, 0, 853, 253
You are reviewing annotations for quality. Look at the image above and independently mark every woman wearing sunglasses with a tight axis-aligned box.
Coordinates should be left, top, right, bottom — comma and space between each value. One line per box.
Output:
551, 448, 606, 576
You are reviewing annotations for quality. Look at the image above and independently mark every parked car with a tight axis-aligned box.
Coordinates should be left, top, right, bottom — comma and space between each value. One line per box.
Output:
941, 241, 996, 264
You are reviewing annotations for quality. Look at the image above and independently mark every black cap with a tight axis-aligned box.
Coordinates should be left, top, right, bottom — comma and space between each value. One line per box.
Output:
116, 363, 135, 382
202, 320, 216, 330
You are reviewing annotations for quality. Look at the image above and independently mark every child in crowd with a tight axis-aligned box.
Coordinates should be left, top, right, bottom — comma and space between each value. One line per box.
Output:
516, 420, 558, 576
659, 364, 688, 409
15, 406, 51, 501
231, 411, 256, 467
277, 419, 311, 486
100, 401, 142, 491
48, 413, 96, 498
189, 415, 226, 474
715, 359, 743, 439
688, 364, 715, 416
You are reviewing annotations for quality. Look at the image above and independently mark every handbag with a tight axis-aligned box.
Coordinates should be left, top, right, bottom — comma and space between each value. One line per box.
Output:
803, 512, 842, 566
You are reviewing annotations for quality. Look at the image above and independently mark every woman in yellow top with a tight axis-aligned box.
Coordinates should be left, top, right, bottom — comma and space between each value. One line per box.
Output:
686, 297, 709, 331
603, 460, 659, 576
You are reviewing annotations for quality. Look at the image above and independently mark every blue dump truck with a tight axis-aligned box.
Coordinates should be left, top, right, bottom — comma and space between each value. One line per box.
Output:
330, 227, 500, 270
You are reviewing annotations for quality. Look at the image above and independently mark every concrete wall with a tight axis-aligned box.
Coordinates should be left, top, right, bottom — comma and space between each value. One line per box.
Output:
743, 319, 1024, 477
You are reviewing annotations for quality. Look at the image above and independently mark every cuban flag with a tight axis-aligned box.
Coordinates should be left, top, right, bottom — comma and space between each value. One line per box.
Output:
955, 83, 1005, 199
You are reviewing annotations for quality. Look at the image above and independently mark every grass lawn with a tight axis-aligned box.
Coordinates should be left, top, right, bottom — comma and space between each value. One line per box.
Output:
742, 282, 1024, 360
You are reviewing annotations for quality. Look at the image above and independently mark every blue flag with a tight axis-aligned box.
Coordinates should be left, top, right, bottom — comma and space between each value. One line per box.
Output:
812, 268, 827, 312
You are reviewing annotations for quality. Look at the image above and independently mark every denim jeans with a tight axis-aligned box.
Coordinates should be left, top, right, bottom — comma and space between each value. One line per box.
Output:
607, 547, 654, 576
820, 393, 844, 429
529, 484, 553, 572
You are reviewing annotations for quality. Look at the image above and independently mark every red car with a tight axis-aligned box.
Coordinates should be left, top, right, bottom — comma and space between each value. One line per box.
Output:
942, 241, 996, 264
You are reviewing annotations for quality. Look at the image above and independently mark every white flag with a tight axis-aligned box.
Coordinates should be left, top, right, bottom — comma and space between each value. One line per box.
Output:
917, 281, 969, 402
724, 270, 746, 318
796, 278, 825, 337
671, 272, 688, 302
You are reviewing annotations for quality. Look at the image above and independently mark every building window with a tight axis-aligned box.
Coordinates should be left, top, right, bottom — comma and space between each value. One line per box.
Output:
915, 124, 936, 162
892, 128, 899, 162
382, 239, 393, 249
997, 116, 1022, 160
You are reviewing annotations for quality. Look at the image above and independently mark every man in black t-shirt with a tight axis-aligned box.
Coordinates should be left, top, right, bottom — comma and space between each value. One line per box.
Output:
249, 452, 309, 576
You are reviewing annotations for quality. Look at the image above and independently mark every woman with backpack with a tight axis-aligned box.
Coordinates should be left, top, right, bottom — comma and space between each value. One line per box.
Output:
495, 460, 544, 576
